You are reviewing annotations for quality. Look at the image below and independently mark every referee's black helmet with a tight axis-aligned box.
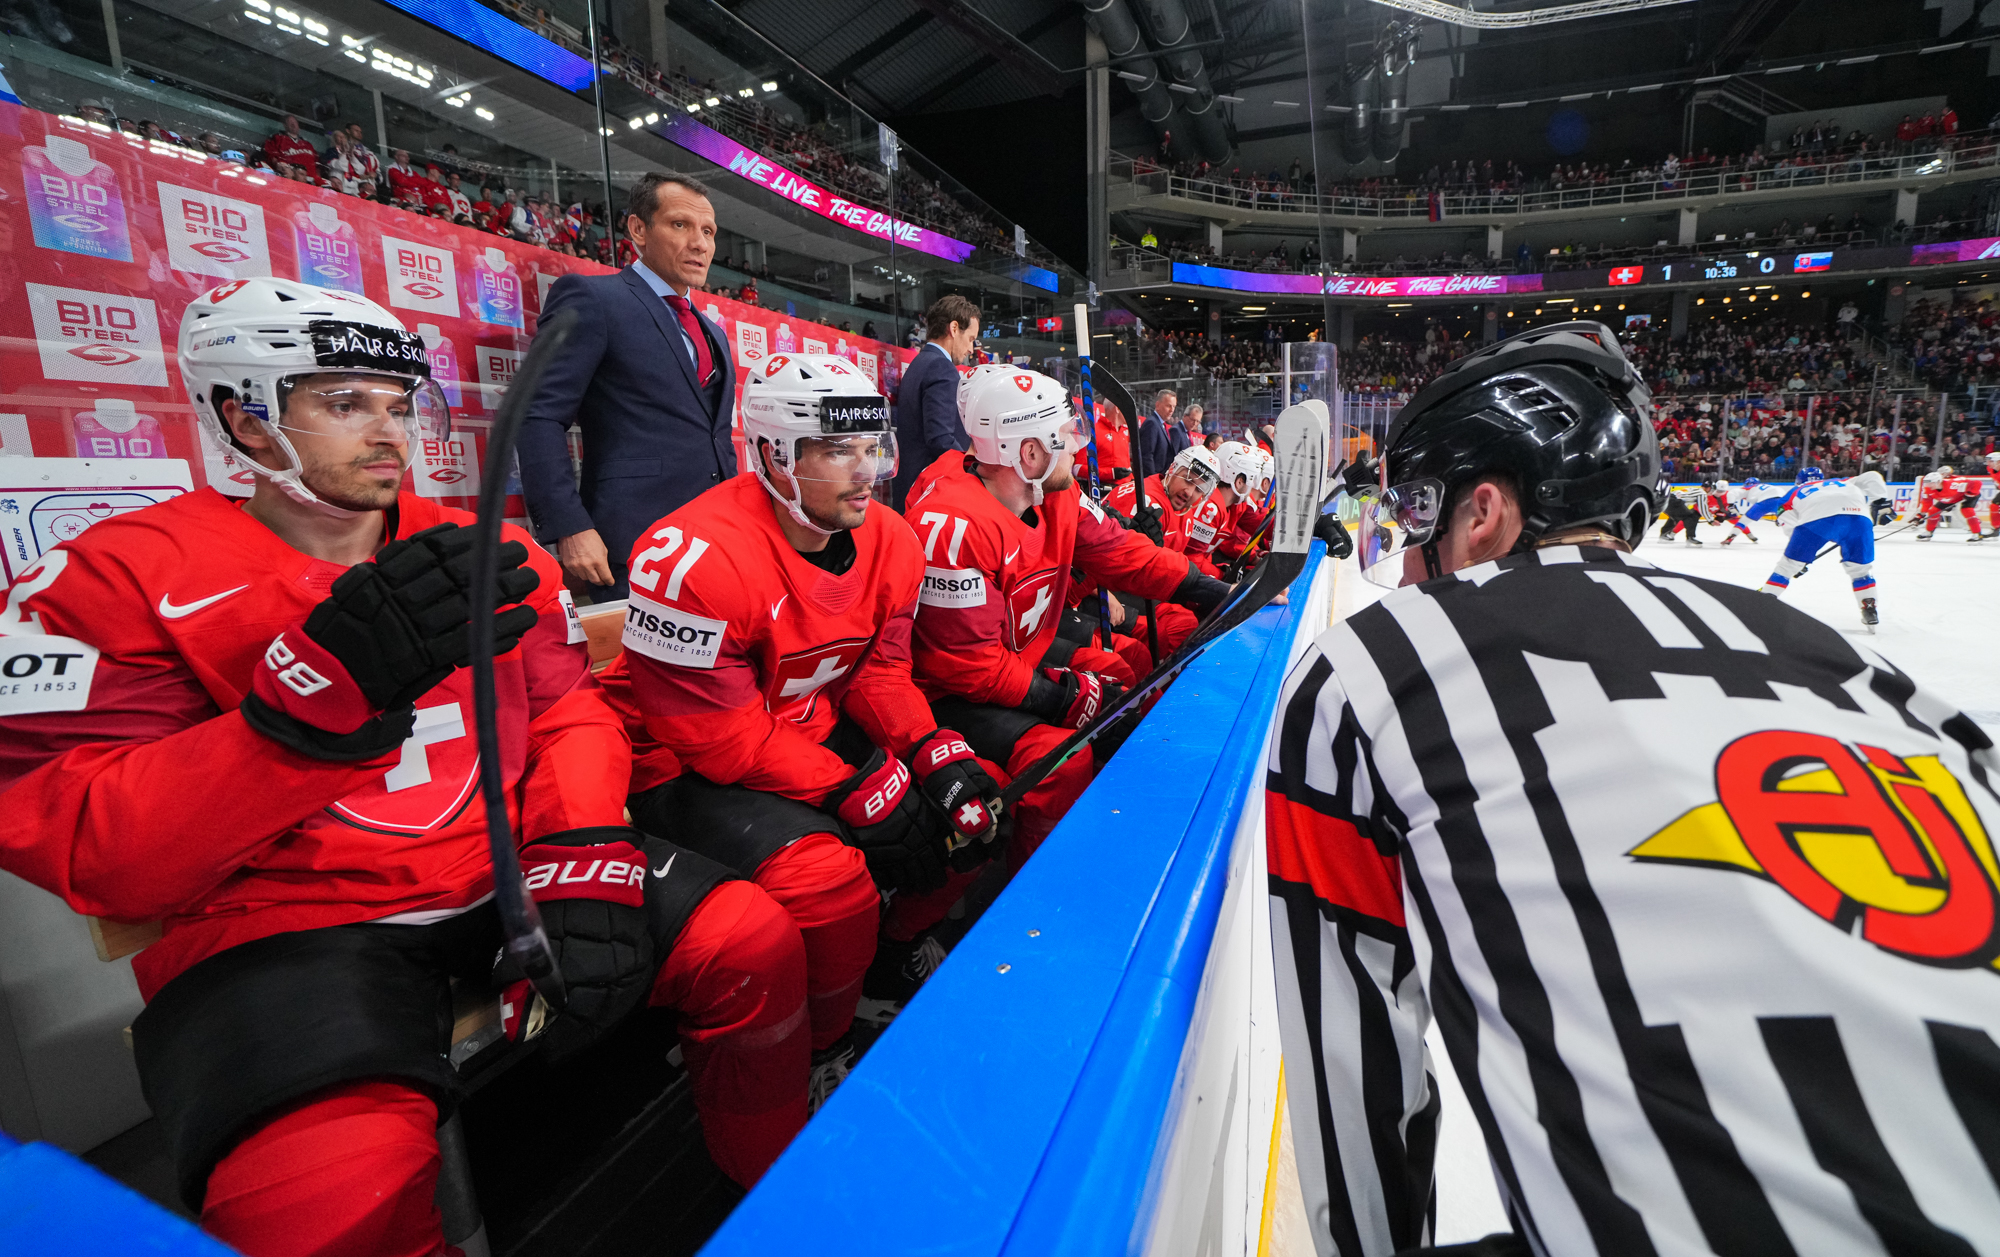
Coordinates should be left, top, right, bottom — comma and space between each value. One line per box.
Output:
1383, 320, 1663, 550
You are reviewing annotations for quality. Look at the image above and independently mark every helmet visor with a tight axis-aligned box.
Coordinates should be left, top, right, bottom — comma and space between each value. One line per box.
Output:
273, 370, 451, 444
1354, 477, 1445, 588
788, 430, 899, 488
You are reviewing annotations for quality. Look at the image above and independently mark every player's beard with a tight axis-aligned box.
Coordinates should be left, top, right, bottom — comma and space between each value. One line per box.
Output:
1043, 457, 1076, 493
302, 441, 410, 512
799, 476, 871, 533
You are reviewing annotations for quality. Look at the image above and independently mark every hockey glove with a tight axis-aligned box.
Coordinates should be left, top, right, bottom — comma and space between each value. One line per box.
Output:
1314, 512, 1354, 559
496, 825, 656, 1061
1171, 566, 1235, 617
1128, 500, 1167, 547
1024, 667, 1126, 730
241, 523, 540, 760
828, 749, 949, 894
910, 729, 1004, 871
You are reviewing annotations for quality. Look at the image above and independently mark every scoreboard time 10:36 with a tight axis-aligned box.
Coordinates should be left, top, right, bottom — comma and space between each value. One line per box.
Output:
1605, 250, 1834, 287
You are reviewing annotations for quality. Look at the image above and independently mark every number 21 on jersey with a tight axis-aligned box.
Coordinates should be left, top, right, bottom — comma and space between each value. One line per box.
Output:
630, 526, 710, 599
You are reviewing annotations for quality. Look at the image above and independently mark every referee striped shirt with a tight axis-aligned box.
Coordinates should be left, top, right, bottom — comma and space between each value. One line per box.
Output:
1267, 543, 2000, 1257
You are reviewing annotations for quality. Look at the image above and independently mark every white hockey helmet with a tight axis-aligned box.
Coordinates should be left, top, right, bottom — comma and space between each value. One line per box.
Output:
1167, 444, 1223, 496
179, 277, 447, 514
740, 353, 895, 535
1215, 440, 1262, 497
1924, 469, 1946, 487
959, 365, 1076, 505
1987, 450, 2000, 470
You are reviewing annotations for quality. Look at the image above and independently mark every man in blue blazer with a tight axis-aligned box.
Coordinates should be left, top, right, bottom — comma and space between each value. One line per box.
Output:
1135, 387, 1181, 482
890, 293, 979, 508
518, 173, 735, 600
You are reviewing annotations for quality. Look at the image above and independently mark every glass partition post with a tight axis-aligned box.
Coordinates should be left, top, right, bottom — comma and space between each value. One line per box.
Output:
585, 0, 614, 224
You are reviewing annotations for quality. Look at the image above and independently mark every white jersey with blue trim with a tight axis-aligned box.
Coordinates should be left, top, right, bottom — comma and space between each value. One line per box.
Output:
1745, 475, 1885, 526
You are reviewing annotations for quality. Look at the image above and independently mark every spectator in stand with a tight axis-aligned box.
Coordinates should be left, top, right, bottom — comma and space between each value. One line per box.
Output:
444, 172, 474, 219
263, 114, 319, 180
891, 292, 980, 508
383, 150, 424, 205
519, 172, 736, 600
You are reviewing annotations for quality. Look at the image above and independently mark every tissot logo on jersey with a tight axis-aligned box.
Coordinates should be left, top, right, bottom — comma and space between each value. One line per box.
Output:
919, 566, 986, 609
0, 635, 99, 716
622, 591, 728, 668
1631, 729, 2000, 970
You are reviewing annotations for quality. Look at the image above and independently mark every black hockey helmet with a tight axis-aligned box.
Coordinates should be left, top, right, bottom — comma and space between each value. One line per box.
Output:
1357, 321, 1661, 583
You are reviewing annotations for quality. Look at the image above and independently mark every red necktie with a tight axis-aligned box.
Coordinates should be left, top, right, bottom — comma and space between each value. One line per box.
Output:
663, 292, 716, 385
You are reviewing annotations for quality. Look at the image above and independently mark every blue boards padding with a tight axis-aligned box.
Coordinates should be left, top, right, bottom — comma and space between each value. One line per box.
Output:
0, 1132, 237, 1254
704, 544, 1324, 1257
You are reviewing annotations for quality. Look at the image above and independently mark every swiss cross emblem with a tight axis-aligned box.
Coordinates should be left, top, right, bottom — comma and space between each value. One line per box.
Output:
1014, 374, 1034, 392
328, 694, 482, 834
765, 355, 790, 376
768, 637, 872, 723
1004, 567, 1063, 650
207, 280, 251, 303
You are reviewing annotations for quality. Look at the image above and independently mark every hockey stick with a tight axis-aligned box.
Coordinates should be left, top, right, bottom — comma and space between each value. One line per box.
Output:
1086, 361, 1160, 664
996, 398, 1327, 809
470, 306, 580, 1010
1071, 304, 1118, 652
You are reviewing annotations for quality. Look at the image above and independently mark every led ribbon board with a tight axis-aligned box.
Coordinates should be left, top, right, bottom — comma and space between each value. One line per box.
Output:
657, 114, 975, 265
374, 0, 597, 91
1170, 262, 1545, 297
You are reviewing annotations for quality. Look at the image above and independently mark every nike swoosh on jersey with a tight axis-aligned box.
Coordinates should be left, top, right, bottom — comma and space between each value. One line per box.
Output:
652, 853, 677, 878
157, 585, 251, 619
1004, 548, 1020, 565
771, 594, 788, 620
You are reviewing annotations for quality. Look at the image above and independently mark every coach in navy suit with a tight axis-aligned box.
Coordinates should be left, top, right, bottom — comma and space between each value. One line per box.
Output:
891, 293, 980, 508
518, 172, 734, 599
1134, 386, 1180, 481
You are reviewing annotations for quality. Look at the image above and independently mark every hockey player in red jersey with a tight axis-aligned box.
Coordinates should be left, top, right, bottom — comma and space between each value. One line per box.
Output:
1090, 395, 1133, 482
1915, 465, 1986, 541
1703, 475, 1758, 545
1105, 445, 1222, 659
597, 353, 1006, 1034
1209, 440, 1270, 568
0, 280, 820, 1255
896, 366, 1234, 968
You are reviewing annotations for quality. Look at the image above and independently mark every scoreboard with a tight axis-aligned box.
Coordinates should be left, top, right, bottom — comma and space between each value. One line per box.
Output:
1601, 250, 1836, 288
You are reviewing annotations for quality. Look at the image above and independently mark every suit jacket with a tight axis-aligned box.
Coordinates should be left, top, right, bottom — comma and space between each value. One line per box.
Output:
891, 342, 967, 508
517, 267, 736, 588
1165, 418, 1192, 459
1136, 411, 1172, 482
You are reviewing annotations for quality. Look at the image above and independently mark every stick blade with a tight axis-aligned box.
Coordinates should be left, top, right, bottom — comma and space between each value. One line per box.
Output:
1270, 400, 1329, 556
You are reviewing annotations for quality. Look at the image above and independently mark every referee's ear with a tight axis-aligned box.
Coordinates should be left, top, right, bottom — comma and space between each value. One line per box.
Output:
1442, 475, 1524, 573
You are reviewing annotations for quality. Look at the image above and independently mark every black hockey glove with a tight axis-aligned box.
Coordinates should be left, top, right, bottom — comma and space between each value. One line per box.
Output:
828, 748, 950, 894
1315, 512, 1354, 559
1023, 667, 1126, 730
1341, 451, 1380, 497
242, 523, 540, 761
910, 729, 1006, 872
1872, 500, 1897, 526
1171, 565, 1235, 617
496, 825, 657, 1062
1128, 500, 1167, 547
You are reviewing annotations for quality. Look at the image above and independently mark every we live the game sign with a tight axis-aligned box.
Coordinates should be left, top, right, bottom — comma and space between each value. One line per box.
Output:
0, 100, 911, 545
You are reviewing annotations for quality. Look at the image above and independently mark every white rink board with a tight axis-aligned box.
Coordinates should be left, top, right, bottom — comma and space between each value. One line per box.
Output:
0, 458, 194, 590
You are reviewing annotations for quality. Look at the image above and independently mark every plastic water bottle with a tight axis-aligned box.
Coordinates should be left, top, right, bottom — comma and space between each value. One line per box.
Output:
293, 201, 364, 293
24, 134, 131, 261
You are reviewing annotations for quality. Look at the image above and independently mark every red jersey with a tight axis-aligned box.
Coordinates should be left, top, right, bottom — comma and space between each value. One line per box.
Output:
1179, 490, 1232, 575
1092, 405, 1132, 481
596, 475, 933, 804
1921, 478, 1978, 511
903, 450, 1193, 707
0, 491, 617, 1000
383, 162, 427, 202
1105, 473, 1191, 553
1703, 491, 1738, 521
263, 131, 319, 178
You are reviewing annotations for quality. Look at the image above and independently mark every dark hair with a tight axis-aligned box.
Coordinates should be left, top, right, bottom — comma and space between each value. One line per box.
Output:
924, 294, 979, 340
625, 172, 710, 228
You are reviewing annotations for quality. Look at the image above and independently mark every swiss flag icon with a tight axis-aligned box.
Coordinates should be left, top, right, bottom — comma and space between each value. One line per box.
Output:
1609, 266, 1643, 286
1014, 375, 1035, 391
768, 637, 871, 723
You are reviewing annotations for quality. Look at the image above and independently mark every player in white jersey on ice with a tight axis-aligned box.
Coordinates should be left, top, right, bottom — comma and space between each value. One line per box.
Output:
1742, 467, 1895, 629
1268, 322, 2000, 1257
